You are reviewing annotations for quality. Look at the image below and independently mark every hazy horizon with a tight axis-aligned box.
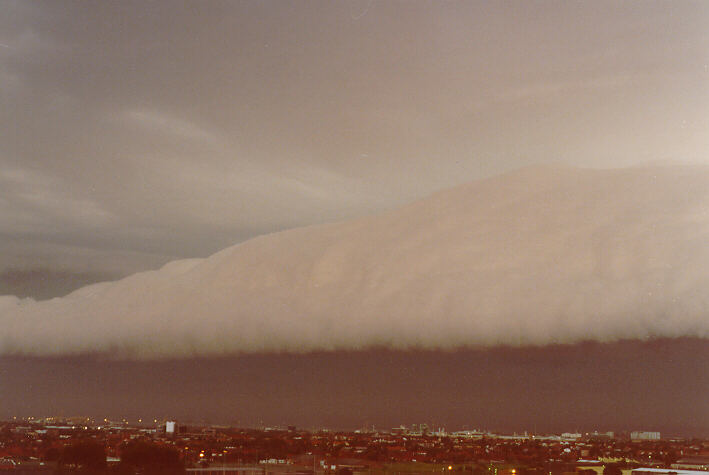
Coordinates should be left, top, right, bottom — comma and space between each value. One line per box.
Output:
2, 339, 707, 437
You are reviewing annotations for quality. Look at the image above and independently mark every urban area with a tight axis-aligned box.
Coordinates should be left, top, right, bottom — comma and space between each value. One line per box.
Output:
0, 418, 708, 475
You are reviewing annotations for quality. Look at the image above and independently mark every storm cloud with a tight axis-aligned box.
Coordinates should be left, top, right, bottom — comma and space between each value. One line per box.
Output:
2, 165, 708, 357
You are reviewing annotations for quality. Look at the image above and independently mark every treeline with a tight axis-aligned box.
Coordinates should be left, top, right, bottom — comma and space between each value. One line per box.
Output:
54, 440, 185, 474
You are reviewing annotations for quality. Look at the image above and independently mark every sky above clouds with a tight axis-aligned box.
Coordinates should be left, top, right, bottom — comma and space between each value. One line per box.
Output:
1, 1, 708, 298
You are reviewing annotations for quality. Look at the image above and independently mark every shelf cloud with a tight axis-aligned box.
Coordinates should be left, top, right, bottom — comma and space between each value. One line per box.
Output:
2, 165, 708, 358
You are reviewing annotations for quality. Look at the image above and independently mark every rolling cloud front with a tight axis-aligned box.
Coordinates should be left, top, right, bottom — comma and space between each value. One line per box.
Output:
2, 165, 709, 357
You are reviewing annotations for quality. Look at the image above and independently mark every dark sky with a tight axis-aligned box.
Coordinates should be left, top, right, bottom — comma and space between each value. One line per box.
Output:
1, 339, 707, 436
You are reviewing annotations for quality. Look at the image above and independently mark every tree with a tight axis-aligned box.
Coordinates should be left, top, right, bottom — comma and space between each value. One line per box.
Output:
118, 440, 185, 474
603, 464, 623, 475
58, 440, 107, 473
43, 447, 61, 463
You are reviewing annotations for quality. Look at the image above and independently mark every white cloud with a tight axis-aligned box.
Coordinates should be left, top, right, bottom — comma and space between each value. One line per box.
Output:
1, 165, 708, 358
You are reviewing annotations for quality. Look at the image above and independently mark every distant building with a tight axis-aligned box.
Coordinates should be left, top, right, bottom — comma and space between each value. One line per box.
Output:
0, 458, 52, 473
672, 456, 709, 471
451, 430, 486, 439
630, 431, 660, 441
186, 468, 264, 475
632, 469, 707, 475
165, 421, 176, 434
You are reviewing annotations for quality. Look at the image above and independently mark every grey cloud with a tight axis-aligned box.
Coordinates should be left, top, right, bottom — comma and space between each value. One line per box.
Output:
0, 267, 119, 301
0, 167, 114, 231
0, 238, 176, 282
0, 1, 707, 297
